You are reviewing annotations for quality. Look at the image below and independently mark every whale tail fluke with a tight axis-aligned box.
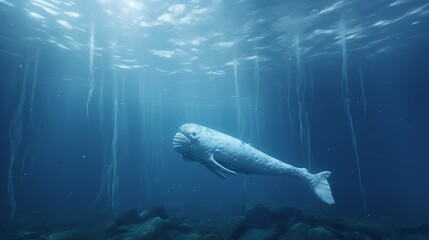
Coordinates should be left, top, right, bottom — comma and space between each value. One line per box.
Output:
309, 171, 335, 205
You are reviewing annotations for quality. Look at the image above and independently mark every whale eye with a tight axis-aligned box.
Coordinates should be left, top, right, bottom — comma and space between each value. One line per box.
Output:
191, 132, 196, 137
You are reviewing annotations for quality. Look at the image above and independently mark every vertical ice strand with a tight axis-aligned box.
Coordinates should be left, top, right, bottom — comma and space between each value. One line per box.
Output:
285, 62, 294, 136
86, 21, 95, 121
29, 46, 40, 128
339, 20, 366, 213
359, 66, 368, 125
294, 34, 312, 171
20, 47, 41, 186
108, 76, 120, 216
8, 57, 32, 218
295, 35, 305, 143
97, 72, 105, 134
95, 72, 107, 208
253, 51, 261, 140
233, 58, 245, 138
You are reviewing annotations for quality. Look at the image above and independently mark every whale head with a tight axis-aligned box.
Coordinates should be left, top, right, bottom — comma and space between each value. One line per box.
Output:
173, 123, 202, 153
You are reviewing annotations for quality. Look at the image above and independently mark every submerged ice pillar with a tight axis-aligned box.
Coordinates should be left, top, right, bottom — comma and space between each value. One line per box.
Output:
294, 35, 312, 170
86, 21, 95, 121
233, 58, 244, 137
339, 21, 366, 212
109, 77, 120, 215
29, 46, 40, 128
8, 56, 33, 218
253, 53, 261, 139
295, 35, 306, 144
359, 67, 368, 125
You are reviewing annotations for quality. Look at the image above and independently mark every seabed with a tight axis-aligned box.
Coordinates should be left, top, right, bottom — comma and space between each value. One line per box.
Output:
2, 204, 429, 240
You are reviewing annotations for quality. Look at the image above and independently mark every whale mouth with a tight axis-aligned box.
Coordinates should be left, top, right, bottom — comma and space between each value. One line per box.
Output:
173, 132, 190, 152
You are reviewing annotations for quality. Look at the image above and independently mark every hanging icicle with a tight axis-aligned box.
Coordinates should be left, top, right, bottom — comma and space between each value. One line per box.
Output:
339, 20, 367, 213
86, 21, 95, 121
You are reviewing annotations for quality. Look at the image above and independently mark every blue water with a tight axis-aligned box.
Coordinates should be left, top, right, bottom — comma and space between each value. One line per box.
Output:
1, 0, 429, 227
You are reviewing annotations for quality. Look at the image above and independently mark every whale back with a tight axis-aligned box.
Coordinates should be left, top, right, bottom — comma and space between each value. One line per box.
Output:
179, 124, 285, 175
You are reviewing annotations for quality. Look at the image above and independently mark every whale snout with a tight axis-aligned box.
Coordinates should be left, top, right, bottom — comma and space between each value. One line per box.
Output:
173, 132, 191, 152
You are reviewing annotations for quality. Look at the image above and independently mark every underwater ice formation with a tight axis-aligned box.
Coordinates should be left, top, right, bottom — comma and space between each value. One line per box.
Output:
97, 72, 105, 133
9, 48, 43, 218
233, 59, 245, 137
20, 47, 41, 186
29, 47, 40, 128
294, 35, 312, 170
295, 35, 305, 143
109, 77, 120, 215
253, 53, 261, 139
86, 22, 95, 121
359, 67, 368, 124
8, 53, 38, 218
96, 75, 122, 215
283, 60, 298, 159
285, 65, 294, 134
95, 72, 108, 208
7, 66, 28, 218
339, 21, 366, 212
305, 113, 312, 171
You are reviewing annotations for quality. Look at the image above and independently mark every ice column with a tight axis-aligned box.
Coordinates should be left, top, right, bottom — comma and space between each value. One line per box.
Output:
233, 59, 244, 137
86, 21, 95, 120
359, 67, 367, 124
108, 77, 120, 215
295, 35, 306, 143
253, 53, 261, 139
29, 46, 40, 128
294, 35, 312, 170
339, 21, 366, 212
8, 57, 32, 218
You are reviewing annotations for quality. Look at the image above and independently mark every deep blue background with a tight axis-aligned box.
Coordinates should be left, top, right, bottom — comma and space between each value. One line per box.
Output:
1, 0, 428, 225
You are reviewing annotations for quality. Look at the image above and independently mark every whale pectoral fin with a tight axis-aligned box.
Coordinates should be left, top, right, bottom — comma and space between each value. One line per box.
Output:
207, 154, 237, 178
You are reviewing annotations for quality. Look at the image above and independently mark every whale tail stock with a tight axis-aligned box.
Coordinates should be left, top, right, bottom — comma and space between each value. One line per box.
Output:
307, 171, 335, 205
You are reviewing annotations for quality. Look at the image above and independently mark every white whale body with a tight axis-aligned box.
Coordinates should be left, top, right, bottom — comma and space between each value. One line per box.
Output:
172, 123, 335, 205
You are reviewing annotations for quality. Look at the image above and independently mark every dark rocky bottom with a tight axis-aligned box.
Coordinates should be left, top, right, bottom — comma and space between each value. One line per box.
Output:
1, 204, 428, 240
